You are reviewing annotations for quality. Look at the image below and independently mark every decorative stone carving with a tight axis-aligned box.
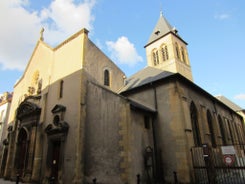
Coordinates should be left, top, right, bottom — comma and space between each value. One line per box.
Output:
40, 28, 44, 41
17, 101, 41, 120
28, 86, 35, 95
45, 121, 69, 136
7, 125, 13, 132
45, 105, 68, 135
51, 104, 66, 114
37, 79, 42, 95
32, 70, 39, 86
3, 139, 8, 146
24, 95, 41, 101
26, 70, 42, 96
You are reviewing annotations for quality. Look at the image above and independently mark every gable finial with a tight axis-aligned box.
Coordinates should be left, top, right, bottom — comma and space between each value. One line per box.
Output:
160, 1, 163, 17
40, 27, 44, 41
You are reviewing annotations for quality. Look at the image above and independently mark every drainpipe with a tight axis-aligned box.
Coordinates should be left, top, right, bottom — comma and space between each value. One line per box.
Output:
151, 84, 161, 183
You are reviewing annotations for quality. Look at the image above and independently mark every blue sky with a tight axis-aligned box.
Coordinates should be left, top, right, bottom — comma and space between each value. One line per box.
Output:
0, 0, 245, 108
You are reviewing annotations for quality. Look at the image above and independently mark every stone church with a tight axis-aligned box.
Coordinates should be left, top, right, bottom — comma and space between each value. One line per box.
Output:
0, 12, 244, 184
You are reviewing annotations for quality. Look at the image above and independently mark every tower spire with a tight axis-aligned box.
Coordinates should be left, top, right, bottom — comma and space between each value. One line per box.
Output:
160, 2, 163, 17
144, 13, 193, 81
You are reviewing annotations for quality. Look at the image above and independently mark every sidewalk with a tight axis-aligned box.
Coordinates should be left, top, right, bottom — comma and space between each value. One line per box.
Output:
0, 178, 23, 183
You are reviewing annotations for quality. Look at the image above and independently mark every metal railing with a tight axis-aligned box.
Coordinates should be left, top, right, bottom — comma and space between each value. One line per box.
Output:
191, 144, 245, 184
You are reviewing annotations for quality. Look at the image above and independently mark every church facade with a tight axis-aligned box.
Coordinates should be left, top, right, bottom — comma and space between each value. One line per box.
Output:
0, 13, 244, 184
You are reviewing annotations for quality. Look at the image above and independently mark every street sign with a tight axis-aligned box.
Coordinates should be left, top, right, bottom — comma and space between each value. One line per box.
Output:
223, 155, 235, 166
221, 146, 236, 155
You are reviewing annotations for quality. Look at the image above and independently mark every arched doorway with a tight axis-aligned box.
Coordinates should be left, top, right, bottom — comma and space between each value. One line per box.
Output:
16, 128, 29, 177
50, 140, 61, 183
45, 104, 69, 183
0, 147, 8, 176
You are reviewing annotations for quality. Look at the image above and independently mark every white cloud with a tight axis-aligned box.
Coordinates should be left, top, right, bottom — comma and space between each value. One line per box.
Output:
0, 0, 96, 70
106, 36, 143, 66
214, 13, 230, 20
234, 94, 245, 100
0, 0, 41, 70
41, 0, 95, 43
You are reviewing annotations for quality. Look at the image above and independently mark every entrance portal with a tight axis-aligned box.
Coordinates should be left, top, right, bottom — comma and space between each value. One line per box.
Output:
51, 141, 61, 183
17, 128, 29, 177
0, 148, 8, 176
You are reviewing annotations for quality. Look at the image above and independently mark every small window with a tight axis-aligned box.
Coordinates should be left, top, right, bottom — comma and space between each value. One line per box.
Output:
152, 50, 159, 65
104, 69, 110, 86
181, 47, 186, 63
161, 45, 169, 62
175, 43, 180, 59
53, 115, 60, 126
59, 80, 64, 98
155, 51, 159, 64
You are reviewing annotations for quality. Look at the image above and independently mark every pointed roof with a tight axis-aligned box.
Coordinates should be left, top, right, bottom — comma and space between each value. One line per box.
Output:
145, 12, 186, 47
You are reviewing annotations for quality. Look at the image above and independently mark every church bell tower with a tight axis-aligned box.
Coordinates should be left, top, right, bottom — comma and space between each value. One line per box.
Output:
144, 12, 193, 81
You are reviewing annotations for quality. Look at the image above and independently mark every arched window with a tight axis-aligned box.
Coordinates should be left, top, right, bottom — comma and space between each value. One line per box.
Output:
152, 50, 159, 65
207, 110, 216, 147
175, 42, 180, 59
181, 47, 186, 64
104, 69, 110, 86
190, 102, 201, 146
59, 80, 64, 98
161, 45, 169, 62
227, 120, 234, 144
236, 123, 245, 144
230, 121, 240, 144
218, 115, 226, 145
53, 115, 60, 126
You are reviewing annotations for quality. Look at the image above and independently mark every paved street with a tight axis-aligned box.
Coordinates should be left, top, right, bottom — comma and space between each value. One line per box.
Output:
0, 178, 23, 183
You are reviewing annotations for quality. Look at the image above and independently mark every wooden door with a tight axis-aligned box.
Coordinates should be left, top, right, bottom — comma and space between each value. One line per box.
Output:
51, 141, 61, 183
18, 129, 28, 177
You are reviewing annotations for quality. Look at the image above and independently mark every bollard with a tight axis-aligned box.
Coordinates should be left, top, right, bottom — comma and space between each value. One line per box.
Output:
16, 174, 19, 184
92, 178, 97, 184
173, 171, 178, 184
137, 174, 140, 184
49, 176, 55, 184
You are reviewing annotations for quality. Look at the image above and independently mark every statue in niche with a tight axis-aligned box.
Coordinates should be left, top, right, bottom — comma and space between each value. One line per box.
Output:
32, 70, 39, 86
28, 86, 35, 95
27, 70, 41, 96
37, 79, 42, 95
